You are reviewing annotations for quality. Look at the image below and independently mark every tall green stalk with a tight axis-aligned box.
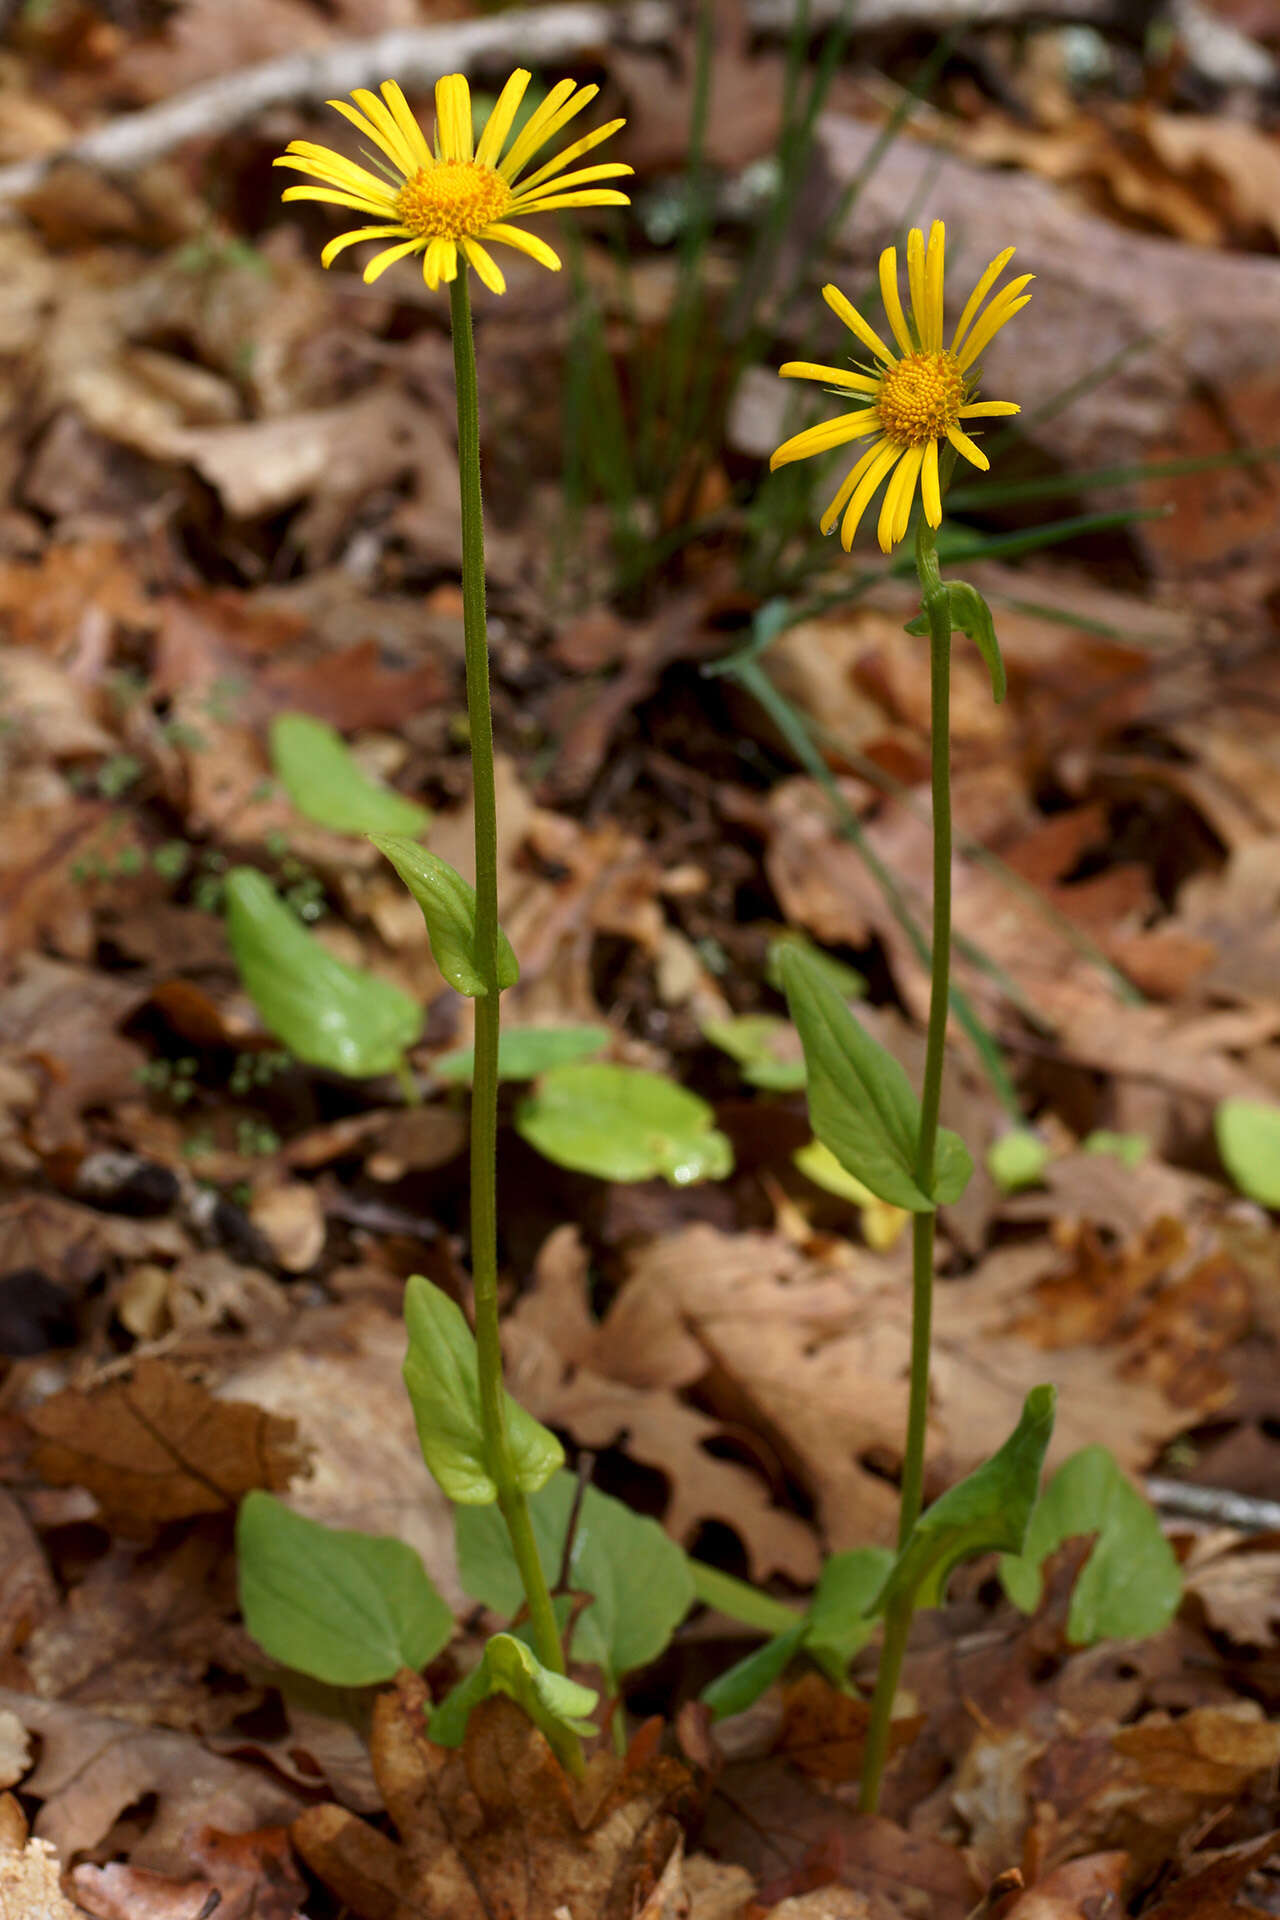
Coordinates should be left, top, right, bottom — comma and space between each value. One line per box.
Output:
448, 269, 575, 1757
858, 517, 953, 1814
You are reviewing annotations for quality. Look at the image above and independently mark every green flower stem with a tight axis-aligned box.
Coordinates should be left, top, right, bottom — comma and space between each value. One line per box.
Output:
859, 514, 954, 1816
448, 268, 575, 1760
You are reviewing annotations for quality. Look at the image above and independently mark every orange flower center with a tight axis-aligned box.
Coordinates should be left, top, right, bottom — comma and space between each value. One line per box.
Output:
877, 350, 964, 447
395, 160, 512, 241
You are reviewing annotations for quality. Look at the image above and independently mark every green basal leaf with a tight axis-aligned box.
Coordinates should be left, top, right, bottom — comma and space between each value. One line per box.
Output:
236, 1491, 453, 1686
1081, 1130, 1149, 1168
765, 932, 866, 1002
433, 1024, 611, 1085
428, 1632, 599, 1749
515, 1063, 733, 1186
999, 1445, 1182, 1645
1215, 1098, 1280, 1207
370, 835, 518, 999
402, 1277, 563, 1505
456, 1471, 694, 1690
904, 582, 1005, 705
986, 1129, 1051, 1193
701, 1623, 808, 1721
701, 1014, 807, 1091
271, 712, 432, 838
877, 1385, 1056, 1616
700, 1545, 894, 1720
225, 867, 421, 1078
780, 944, 932, 1212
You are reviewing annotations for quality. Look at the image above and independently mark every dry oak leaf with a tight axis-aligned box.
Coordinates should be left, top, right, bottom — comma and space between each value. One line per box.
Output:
72, 1823, 308, 1920
1112, 1703, 1280, 1799
999, 1852, 1128, 1920
0, 1791, 82, 1920
1182, 1533, 1280, 1648
1142, 1830, 1280, 1920
27, 1357, 304, 1533
293, 1674, 695, 1920
0, 1691, 304, 1875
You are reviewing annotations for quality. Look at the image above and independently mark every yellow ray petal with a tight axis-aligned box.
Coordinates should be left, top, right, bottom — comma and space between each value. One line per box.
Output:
878, 442, 920, 552
891, 443, 926, 546
770, 409, 882, 470
281, 185, 397, 215
435, 74, 473, 161
461, 236, 506, 294
920, 438, 942, 526
957, 288, 1032, 371
508, 189, 629, 213
841, 441, 902, 551
320, 223, 408, 267
363, 236, 425, 283
509, 161, 632, 207
423, 237, 458, 289
514, 118, 626, 194
379, 81, 433, 169
497, 79, 578, 179
946, 424, 990, 470
334, 92, 415, 175
823, 284, 895, 367
923, 220, 945, 351
878, 247, 915, 357
276, 149, 398, 203
820, 437, 889, 534
906, 228, 928, 343
475, 70, 530, 167
780, 360, 880, 394
481, 222, 562, 271
958, 400, 1020, 417
950, 246, 1015, 354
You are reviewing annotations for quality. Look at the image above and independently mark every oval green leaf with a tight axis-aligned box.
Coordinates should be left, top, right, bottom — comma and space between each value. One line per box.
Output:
1215, 1097, 1280, 1208
433, 1024, 611, 1086
236, 1491, 453, 1686
999, 1445, 1182, 1645
225, 867, 421, 1078
516, 1063, 733, 1186
402, 1276, 563, 1505
371, 835, 518, 999
271, 712, 431, 838
701, 1014, 807, 1092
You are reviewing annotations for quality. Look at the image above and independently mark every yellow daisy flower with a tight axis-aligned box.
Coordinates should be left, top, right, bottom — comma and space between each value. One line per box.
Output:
770, 221, 1031, 554
275, 70, 631, 296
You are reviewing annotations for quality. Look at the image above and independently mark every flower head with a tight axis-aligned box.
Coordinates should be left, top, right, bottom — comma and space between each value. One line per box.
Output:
771, 222, 1031, 553
276, 70, 631, 295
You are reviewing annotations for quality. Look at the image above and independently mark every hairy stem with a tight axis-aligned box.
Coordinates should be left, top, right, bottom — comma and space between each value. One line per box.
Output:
449, 269, 575, 1764
859, 516, 953, 1814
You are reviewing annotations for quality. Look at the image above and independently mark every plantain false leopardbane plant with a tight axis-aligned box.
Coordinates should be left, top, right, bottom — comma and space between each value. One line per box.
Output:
233, 79, 1181, 1807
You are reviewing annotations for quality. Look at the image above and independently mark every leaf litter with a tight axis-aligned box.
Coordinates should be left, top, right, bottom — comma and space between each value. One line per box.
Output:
0, 3, 1279, 1916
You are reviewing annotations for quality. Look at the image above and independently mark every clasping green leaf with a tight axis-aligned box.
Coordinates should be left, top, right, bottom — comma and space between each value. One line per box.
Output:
225, 867, 421, 1078
779, 944, 971, 1211
371, 835, 518, 998
905, 581, 1005, 704
402, 1276, 563, 1505
428, 1633, 598, 1749
999, 1444, 1181, 1645
876, 1385, 1056, 1617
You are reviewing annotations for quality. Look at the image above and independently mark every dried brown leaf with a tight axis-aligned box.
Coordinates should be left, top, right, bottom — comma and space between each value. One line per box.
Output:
27, 1358, 304, 1533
